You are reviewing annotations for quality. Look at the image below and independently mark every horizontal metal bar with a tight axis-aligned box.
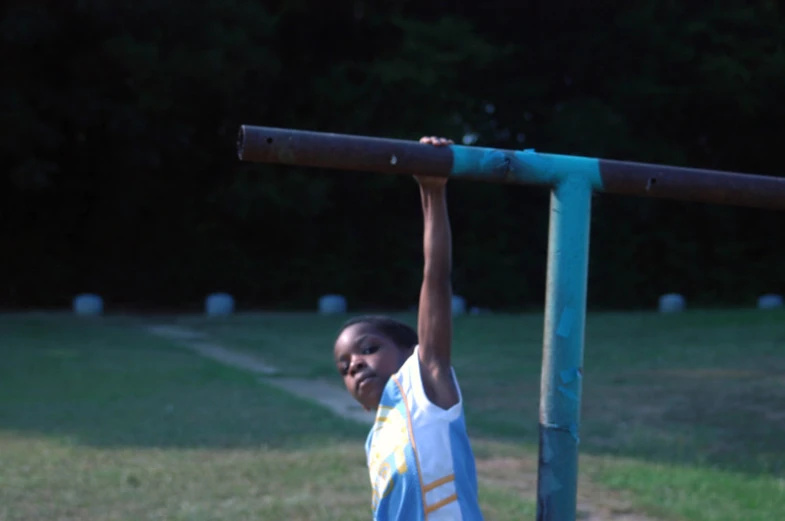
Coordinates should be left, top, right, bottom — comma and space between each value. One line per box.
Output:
599, 159, 785, 210
238, 125, 785, 210
239, 124, 474, 179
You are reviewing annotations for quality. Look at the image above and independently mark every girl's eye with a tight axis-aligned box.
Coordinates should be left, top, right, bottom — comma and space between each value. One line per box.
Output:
363, 345, 380, 355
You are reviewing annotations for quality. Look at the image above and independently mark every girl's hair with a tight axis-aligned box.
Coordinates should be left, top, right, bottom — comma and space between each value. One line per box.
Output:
337, 315, 418, 349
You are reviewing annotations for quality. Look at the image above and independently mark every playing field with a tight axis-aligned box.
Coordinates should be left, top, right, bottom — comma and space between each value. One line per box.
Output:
1, 310, 783, 520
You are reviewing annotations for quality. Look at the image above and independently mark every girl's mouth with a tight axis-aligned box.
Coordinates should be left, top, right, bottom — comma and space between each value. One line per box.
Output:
356, 375, 376, 393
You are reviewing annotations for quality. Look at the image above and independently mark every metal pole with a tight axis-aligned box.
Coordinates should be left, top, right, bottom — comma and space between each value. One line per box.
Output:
537, 174, 593, 521
238, 125, 785, 210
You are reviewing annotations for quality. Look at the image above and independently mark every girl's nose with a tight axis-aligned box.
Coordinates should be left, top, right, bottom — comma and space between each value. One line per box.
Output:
349, 356, 366, 375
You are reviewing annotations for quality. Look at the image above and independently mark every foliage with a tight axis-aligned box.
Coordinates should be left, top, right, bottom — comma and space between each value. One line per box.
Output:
2, 0, 784, 310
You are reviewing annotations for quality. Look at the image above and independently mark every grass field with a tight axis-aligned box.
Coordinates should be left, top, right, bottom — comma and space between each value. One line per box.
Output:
1, 310, 784, 520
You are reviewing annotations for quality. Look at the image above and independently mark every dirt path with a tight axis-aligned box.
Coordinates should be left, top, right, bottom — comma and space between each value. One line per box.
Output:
144, 324, 657, 521
145, 325, 374, 425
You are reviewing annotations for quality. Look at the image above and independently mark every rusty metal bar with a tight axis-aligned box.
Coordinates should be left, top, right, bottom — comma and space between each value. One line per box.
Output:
238, 124, 455, 178
238, 125, 785, 210
599, 158, 785, 209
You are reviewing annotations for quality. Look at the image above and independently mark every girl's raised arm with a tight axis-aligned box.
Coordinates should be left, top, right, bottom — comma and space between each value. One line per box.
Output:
414, 136, 460, 410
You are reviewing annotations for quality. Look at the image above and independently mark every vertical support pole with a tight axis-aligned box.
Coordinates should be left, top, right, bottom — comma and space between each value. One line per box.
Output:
536, 175, 593, 521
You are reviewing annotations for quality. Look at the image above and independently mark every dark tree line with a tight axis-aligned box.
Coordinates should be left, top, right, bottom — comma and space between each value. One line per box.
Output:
3, 0, 785, 311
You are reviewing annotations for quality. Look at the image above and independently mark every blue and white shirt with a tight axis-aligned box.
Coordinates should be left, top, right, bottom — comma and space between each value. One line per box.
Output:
365, 346, 484, 520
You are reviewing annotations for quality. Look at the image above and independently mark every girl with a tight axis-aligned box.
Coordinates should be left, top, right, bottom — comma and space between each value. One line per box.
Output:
333, 136, 483, 520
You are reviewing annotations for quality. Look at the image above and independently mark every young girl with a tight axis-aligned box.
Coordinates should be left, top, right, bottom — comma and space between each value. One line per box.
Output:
333, 136, 484, 520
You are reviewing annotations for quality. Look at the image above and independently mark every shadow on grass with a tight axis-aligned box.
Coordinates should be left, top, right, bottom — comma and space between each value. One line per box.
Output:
0, 315, 368, 450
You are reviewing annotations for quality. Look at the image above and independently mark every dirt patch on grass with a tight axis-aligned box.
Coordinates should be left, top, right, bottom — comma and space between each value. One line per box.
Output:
263, 377, 374, 424
476, 455, 657, 521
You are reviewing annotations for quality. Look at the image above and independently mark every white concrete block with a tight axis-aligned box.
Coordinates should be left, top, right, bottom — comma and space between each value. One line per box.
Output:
757, 294, 783, 310
658, 293, 686, 313
452, 295, 467, 316
318, 294, 347, 314
72, 293, 103, 316
205, 292, 234, 316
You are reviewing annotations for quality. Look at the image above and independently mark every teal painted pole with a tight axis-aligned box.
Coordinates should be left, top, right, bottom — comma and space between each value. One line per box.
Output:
537, 173, 594, 521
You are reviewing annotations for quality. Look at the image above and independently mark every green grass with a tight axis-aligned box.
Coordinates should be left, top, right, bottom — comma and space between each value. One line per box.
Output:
175, 309, 785, 520
0, 314, 536, 520
2, 310, 784, 520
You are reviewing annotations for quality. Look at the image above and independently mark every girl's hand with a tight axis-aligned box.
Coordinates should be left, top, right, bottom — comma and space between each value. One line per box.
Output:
419, 136, 453, 146
415, 136, 454, 189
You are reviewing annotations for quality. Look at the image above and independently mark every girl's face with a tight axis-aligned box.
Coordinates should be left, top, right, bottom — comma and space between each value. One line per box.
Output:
333, 322, 412, 411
